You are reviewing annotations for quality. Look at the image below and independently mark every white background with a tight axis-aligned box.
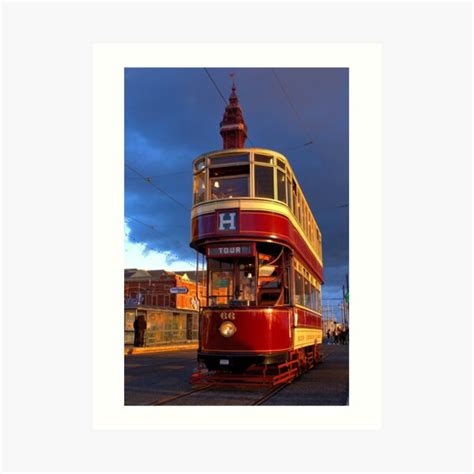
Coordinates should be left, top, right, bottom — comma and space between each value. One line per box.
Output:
92, 42, 382, 431
2, 1, 472, 472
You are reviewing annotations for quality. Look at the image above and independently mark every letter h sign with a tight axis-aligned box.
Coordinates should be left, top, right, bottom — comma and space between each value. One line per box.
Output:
217, 210, 238, 232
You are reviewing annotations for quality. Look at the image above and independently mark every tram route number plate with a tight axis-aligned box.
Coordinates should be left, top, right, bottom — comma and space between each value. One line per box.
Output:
219, 359, 230, 365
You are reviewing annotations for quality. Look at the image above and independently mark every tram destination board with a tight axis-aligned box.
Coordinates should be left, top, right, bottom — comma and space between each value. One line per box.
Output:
207, 243, 255, 258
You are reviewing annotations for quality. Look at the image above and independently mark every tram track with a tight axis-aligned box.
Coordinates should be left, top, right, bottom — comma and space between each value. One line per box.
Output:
249, 345, 340, 405
147, 384, 216, 405
249, 383, 290, 405
125, 364, 186, 377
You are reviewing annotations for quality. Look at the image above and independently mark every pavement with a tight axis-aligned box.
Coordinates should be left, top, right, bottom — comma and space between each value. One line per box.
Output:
125, 343, 198, 355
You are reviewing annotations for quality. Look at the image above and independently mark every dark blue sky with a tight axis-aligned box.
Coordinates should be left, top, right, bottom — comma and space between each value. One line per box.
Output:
125, 67, 348, 299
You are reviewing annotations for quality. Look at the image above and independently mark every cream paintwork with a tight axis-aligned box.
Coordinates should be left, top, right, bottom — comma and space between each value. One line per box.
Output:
292, 327, 323, 349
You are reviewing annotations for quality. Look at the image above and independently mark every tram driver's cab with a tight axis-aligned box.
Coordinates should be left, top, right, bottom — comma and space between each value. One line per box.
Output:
206, 242, 290, 308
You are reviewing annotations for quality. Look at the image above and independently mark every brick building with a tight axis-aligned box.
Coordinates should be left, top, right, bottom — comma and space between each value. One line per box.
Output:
124, 269, 206, 348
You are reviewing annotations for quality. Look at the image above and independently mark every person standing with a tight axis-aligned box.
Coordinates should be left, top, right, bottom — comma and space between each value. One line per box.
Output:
134, 315, 147, 347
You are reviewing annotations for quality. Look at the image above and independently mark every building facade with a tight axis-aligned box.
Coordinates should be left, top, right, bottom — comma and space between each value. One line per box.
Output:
124, 269, 205, 348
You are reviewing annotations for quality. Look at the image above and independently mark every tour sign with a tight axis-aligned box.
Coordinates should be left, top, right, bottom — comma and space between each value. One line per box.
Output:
170, 287, 189, 294
207, 244, 255, 258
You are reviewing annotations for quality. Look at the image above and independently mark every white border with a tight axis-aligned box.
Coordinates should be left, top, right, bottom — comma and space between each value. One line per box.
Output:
92, 43, 382, 430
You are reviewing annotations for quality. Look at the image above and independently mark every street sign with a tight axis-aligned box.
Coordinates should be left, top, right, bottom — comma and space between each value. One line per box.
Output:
170, 287, 189, 294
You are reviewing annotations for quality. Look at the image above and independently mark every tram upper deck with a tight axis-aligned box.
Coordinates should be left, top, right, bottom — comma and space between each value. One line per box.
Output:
192, 148, 323, 264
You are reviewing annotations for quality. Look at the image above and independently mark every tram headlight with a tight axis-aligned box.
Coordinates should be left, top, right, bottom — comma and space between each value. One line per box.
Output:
219, 321, 237, 338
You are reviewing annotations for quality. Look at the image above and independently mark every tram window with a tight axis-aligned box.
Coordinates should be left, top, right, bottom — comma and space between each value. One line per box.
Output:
277, 158, 285, 170
297, 193, 302, 224
207, 257, 256, 307
294, 271, 303, 306
311, 285, 316, 310
209, 164, 249, 199
292, 181, 297, 216
277, 169, 286, 204
193, 171, 206, 204
194, 158, 206, 172
304, 278, 311, 308
209, 154, 249, 166
257, 244, 287, 306
208, 259, 234, 306
255, 165, 274, 199
255, 154, 274, 164
286, 177, 292, 211
236, 260, 256, 305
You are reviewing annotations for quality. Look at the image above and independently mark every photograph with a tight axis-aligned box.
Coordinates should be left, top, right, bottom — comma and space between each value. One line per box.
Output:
123, 67, 349, 406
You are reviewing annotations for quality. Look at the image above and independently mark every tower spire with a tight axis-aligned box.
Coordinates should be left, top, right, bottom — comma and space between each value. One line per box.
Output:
219, 76, 248, 149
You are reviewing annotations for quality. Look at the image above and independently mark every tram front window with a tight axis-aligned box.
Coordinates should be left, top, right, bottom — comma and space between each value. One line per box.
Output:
207, 257, 256, 307
209, 164, 249, 199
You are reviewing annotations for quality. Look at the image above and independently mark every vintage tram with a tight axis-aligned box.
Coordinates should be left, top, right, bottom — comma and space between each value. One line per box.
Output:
190, 84, 323, 385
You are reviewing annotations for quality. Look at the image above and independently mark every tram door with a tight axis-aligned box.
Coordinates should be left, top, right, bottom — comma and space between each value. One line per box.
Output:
186, 313, 193, 340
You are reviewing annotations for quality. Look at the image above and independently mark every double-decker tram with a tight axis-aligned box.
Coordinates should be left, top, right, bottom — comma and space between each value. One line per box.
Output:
190, 84, 323, 385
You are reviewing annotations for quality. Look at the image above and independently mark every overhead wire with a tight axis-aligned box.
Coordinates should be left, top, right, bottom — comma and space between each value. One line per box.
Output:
271, 68, 315, 146
126, 170, 189, 179
125, 215, 195, 266
125, 162, 190, 211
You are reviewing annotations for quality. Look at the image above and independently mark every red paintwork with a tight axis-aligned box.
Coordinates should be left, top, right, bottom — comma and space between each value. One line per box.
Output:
201, 308, 292, 353
294, 306, 323, 329
191, 210, 323, 281
200, 307, 322, 354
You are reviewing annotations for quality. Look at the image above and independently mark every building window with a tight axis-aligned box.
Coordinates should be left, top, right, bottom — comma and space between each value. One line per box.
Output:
254, 165, 274, 199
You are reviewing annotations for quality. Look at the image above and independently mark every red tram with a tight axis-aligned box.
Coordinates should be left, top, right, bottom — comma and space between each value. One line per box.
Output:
190, 84, 323, 385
